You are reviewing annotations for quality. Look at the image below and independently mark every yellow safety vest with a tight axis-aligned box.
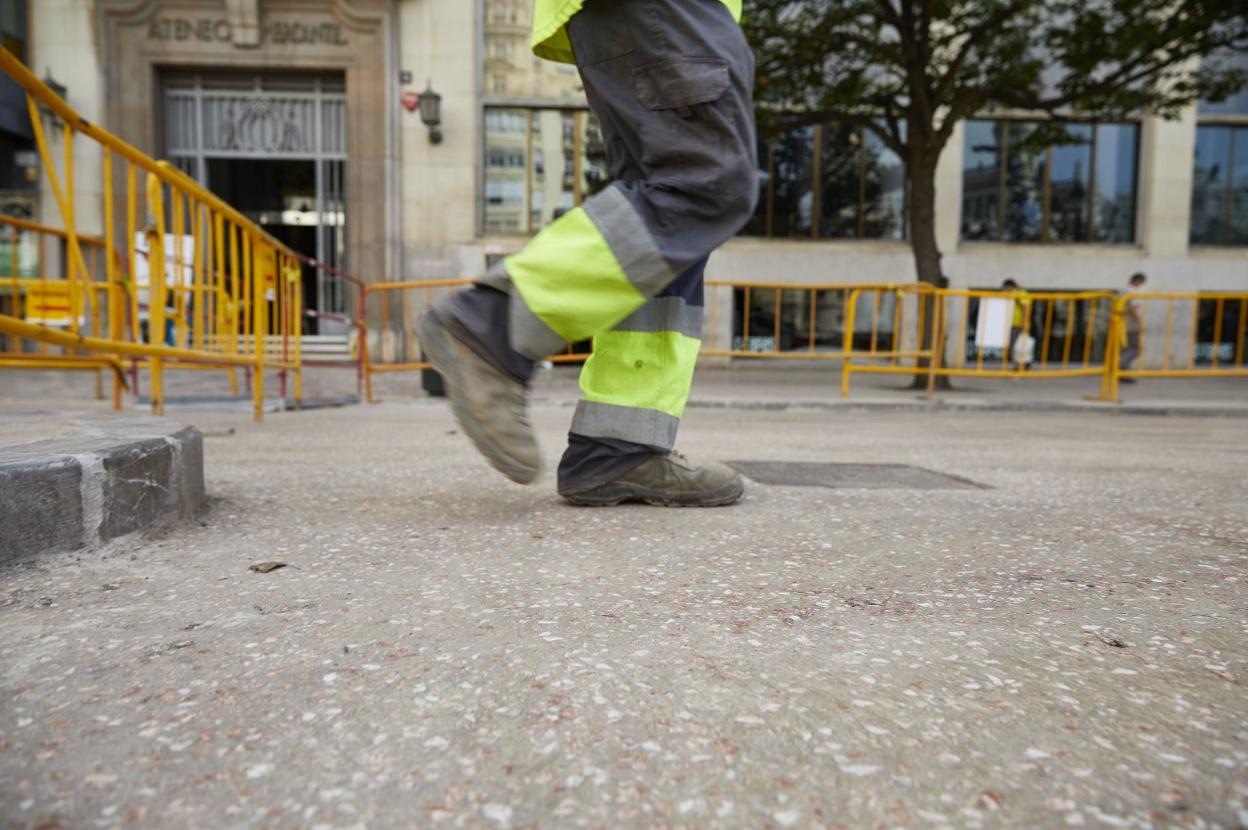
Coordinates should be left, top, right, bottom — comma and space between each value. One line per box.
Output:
531, 0, 744, 64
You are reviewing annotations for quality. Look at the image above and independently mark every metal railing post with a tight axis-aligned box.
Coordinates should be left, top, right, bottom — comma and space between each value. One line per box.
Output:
841, 288, 861, 398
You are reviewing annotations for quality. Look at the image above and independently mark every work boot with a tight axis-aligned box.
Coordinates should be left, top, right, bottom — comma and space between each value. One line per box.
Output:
417, 310, 541, 484
559, 451, 744, 507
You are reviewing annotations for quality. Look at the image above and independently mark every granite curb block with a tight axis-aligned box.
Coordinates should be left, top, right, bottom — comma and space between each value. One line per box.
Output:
0, 413, 205, 564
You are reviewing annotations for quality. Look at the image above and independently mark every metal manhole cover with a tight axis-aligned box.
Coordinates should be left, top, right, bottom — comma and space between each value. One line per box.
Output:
728, 462, 986, 490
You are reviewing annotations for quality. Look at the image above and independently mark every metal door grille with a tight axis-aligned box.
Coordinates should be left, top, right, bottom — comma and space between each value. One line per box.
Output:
162, 74, 349, 317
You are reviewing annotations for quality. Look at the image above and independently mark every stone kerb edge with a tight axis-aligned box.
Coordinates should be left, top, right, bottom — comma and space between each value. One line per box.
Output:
0, 427, 206, 564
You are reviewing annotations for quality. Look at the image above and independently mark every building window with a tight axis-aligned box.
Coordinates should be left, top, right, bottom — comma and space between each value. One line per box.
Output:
483, 107, 609, 235
1190, 52, 1247, 247
743, 123, 907, 240
1190, 122, 1248, 246
1190, 125, 1248, 246
960, 120, 1140, 244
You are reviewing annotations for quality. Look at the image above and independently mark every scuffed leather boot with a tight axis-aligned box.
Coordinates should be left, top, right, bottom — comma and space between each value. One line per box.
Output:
559, 451, 744, 507
418, 310, 541, 484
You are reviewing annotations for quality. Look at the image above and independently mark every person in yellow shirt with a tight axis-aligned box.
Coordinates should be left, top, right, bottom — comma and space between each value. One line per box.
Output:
1002, 279, 1033, 371
420, 0, 757, 507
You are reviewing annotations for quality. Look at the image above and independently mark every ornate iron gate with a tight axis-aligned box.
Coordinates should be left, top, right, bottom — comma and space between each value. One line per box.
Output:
162, 73, 348, 319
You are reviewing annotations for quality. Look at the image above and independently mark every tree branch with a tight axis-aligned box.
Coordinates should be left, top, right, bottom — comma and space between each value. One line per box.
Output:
933, 0, 1036, 103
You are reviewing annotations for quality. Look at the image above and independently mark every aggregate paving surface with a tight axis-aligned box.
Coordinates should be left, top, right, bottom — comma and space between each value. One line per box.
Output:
1, 397, 1246, 829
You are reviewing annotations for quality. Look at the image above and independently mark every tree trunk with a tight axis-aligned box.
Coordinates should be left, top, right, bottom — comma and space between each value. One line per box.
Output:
907, 153, 952, 390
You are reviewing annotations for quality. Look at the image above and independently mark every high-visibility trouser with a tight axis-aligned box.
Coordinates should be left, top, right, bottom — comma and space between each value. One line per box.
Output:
442, 0, 757, 473
569, 257, 707, 452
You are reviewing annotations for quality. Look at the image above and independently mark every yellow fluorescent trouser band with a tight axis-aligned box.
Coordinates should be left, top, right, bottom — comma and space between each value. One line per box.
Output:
506, 207, 645, 343
579, 329, 702, 419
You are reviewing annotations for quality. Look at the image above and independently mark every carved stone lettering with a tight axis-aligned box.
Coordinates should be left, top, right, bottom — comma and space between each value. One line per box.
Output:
144, 18, 348, 47
264, 22, 349, 46
147, 18, 232, 42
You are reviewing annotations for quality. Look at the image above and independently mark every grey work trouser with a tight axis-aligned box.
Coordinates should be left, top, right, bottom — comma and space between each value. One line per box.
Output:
439, 0, 758, 490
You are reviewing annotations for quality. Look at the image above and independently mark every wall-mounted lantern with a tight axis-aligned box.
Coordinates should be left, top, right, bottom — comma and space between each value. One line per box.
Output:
418, 80, 442, 145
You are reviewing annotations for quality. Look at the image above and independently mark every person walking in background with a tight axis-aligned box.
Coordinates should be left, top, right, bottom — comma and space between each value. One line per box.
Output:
1119, 272, 1147, 383
418, 0, 756, 507
1002, 279, 1034, 371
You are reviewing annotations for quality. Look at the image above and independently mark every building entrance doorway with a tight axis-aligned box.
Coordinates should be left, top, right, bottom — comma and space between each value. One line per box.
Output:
162, 73, 347, 334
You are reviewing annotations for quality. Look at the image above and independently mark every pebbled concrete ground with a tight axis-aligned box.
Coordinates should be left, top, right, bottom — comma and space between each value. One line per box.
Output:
1, 398, 1246, 829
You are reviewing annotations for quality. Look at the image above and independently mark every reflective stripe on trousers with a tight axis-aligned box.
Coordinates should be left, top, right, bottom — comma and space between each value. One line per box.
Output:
571, 259, 705, 448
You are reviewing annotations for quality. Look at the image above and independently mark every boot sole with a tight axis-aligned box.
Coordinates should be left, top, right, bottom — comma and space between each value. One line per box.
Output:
418, 312, 540, 485
560, 479, 745, 508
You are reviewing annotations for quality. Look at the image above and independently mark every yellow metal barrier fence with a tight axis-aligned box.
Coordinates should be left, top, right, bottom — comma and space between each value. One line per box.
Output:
0, 47, 301, 420
702, 280, 936, 358
0, 213, 127, 402
361, 278, 474, 403
927, 289, 1118, 382
1102, 291, 1248, 401
360, 279, 940, 398
357, 279, 1246, 404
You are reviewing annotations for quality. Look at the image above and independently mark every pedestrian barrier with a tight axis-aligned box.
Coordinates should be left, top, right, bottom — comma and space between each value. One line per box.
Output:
291, 251, 368, 396
359, 278, 942, 399
1101, 291, 1248, 401
926, 288, 1119, 383
228, 274, 1248, 409
360, 278, 474, 402
698, 280, 942, 393
0, 213, 129, 402
360, 280, 1243, 403
702, 280, 937, 359
0, 48, 302, 420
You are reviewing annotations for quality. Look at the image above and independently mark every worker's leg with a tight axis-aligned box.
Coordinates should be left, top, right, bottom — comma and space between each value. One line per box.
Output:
557, 257, 706, 494
1119, 331, 1140, 382
422, 0, 756, 484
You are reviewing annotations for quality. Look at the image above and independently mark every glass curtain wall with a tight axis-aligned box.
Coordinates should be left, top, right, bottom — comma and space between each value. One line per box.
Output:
961, 119, 1139, 243
745, 123, 907, 240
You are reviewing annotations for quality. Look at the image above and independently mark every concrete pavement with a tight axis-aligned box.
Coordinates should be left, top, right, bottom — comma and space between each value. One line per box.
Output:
1, 390, 1246, 828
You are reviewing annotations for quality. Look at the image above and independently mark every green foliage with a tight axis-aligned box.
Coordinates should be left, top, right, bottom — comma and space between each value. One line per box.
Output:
746, 0, 1248, 153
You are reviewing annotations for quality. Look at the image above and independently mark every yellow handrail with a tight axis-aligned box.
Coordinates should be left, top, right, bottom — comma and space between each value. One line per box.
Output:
0, 46, 303, 420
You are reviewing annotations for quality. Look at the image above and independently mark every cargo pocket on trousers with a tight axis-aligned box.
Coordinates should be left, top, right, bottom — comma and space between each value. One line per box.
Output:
634, 58, 731, 113
633, 58, 734, 196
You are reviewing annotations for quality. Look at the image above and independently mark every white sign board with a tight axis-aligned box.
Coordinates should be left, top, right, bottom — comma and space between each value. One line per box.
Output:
975, 298, 1014, 350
